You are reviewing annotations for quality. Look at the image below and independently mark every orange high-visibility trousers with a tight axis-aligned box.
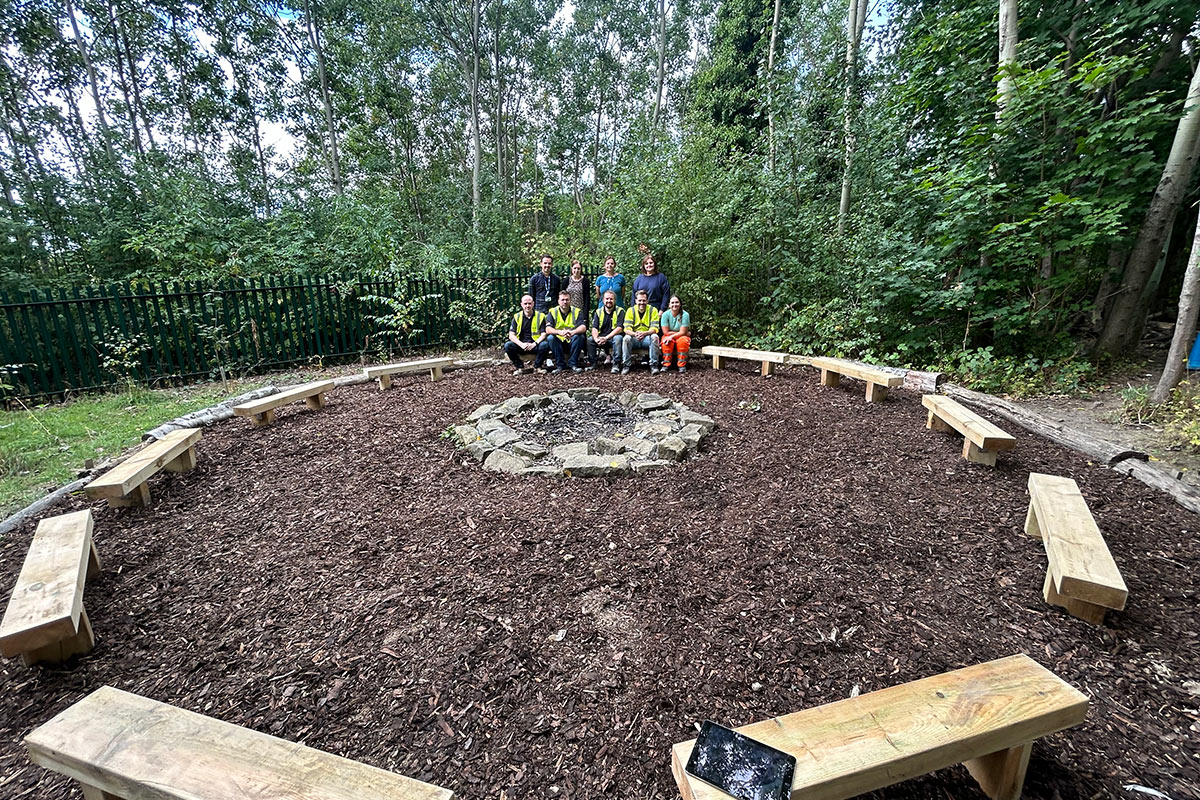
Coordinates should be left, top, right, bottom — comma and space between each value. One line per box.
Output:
661, 333, 690, 369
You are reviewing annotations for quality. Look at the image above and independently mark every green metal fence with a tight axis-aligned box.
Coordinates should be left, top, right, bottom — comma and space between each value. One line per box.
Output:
0, 270, 530, 401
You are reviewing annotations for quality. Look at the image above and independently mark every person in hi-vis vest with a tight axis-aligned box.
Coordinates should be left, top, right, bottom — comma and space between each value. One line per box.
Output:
545, 291, 587, 373
505, 294, 550, 374
589, 290, 625, 373
621, 289, 662, 374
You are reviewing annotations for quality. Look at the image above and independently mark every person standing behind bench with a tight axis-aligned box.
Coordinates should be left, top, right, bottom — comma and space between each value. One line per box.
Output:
589, 290, 625, 373
632, 253, 670, 312
622, 289, 662, 375
505, 294, 549, 374
594, 255, 626, 306
565, 259, 590, 320
528, 254, 562, 313
546, 291, 587, 373
660, 294, 691, 373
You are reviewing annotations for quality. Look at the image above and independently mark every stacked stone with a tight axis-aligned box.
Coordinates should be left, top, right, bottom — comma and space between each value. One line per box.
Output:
454, 388, 715, 477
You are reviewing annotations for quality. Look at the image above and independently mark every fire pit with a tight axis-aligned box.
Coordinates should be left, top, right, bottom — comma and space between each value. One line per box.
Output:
453, 388, 715, 476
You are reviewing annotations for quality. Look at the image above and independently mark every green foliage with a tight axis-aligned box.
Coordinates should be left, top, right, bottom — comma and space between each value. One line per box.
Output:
1120, 380, 1200, 451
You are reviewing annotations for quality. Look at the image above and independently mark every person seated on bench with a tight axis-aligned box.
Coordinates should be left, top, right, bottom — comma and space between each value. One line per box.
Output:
659, 294, 691, 374
589, 290, 625, 374
622, 289, 662, 375
504, 294, 549, 375
546, 291, 587, 373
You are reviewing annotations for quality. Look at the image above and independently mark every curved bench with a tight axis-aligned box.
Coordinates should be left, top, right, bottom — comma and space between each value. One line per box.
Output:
84, 429, 201, 508
0, 510, 100, 666
26, 686, 455, 800
232, 380, 335, 427
671, 654, 1088, 800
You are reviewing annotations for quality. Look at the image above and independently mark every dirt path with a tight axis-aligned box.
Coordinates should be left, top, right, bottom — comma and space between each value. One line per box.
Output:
1, 363, 1197, 800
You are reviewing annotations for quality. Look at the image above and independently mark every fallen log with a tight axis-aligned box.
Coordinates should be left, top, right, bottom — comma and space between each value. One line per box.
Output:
143, 386, 277, 441
1111, 459, 1200, 516
0, 478, 90, 537
941, 384, 1146, 466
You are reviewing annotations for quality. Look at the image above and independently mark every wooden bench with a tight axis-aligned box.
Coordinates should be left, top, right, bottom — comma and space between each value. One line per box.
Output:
84, 428, 202, 508
810, 356, 903, 402
671, 654, 1088, 800
0, 510, 100, 666
702, 346, 810, 377
25, 685, 455, 800
232, 380, 335, 427
922, 394, 1017, 466
364, 357, 454, 389
1025, 473, 1128, 625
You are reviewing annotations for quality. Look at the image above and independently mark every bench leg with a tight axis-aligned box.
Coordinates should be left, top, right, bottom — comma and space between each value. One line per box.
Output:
21, 607, 96, 666
865, 382, 888, 402
376, 374, 392, 391
305, 393, 326, 411
251, 409, 276, 427
1023, 504, 1042, 539
1043, 571, 1108, 625
820, 368, 840, 387
965, 740, 1032, 800
962, 439, 998, 466
927, 410, 954, 433
760, 361, 775, 377
164, 446, 197, 473
80, 782, 123, 800
87, 540, 102, 580
712, 354, 725, 370
107, 483, 150, 508
431, 366, 444, 381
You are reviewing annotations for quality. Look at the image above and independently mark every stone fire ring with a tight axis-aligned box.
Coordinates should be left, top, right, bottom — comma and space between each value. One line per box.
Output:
453, 388, 715, 477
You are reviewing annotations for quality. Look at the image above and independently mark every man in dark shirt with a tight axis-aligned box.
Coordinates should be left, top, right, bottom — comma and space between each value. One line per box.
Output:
505, 294, 549, 374
528, 254, 562, 313
588, 290, 625, 373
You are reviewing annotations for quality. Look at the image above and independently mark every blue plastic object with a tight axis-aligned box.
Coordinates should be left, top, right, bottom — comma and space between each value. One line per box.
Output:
1190, 330, 1200, 370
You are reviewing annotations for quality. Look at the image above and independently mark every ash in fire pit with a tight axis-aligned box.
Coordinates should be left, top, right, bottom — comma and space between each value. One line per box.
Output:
453, 388, 715, 477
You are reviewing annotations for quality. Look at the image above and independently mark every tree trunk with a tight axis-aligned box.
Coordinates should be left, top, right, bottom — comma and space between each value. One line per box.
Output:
104, 0, 142, 155
1097, 60, 1200, 355
493, 0, 503, 186
997, 0, 1018, 116
836, 0, 867, 235
652, 0, 666, 127
470, 0, 481, 225
305, 0, 342, 194
65, 0, 115, 163
114, 8, 157, 150
767, 0, 781, 169
1154, 219, 1200, 402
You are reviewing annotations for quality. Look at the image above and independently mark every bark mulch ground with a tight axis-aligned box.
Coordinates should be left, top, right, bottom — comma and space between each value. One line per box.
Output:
1, 363, 1197, 800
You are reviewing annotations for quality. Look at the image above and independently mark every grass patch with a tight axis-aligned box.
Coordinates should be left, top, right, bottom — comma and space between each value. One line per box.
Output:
0, 384, 242, 517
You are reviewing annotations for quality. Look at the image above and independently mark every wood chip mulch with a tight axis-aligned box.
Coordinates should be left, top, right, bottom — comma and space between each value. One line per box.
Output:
1, 363, 1198, 800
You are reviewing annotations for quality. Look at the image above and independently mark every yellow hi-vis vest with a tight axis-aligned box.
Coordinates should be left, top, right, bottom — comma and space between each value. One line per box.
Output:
547, 306, 581, 341
592, 306, 625, 335
512, 310, 544, 342
625, 304, 660, 333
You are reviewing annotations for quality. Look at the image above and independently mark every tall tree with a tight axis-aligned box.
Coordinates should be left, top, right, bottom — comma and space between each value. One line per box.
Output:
835, 0, 865, 235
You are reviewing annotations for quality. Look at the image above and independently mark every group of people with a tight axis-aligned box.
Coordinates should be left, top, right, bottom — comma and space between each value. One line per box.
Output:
505, 253, 691, 375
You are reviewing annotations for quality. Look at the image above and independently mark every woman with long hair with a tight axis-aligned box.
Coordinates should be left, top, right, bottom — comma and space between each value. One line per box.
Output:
659, 294, 690, 373
594, 255, 625, 306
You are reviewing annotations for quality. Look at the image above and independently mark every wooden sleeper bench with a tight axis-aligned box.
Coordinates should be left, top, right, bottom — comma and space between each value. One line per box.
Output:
0, 510, 100, 666
810, 357, 902, 402
702, 346, 810, 377
26, 685, 455, 800
232, 380, 335, 427
84, 428, 201, 508
364, 357, 454, 389
1025, 473, 1128, 625
671, 654, 1088, 800
922, 394, 1016, 466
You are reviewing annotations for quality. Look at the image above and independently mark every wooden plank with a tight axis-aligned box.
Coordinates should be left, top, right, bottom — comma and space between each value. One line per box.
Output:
923, 395, 1017, 452
84, 429, 202, 499
699, 346, 810, 366
363, 357, 455, 379
810, 357, 903, 388
232, 380, 335, 417
26, 686, 455, 800
1028, 473, 1128, 610
670, 654, 1087, 800
0, 510, 96, 657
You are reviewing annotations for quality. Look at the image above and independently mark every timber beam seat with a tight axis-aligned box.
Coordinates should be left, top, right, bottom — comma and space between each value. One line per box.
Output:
922, 394, 1017, 466
364, 356, 454, 389
701, 346, 810, 377
1025, 473, 1128, 625
670, 654, 1088, 800
84, 429, 202, 508
0, 510, 100, 666
232, 380, 335, 427
810, 356, 903, 402
25, 685, 456, 800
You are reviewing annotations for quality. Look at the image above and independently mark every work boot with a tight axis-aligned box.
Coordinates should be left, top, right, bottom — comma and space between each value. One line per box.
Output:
662, 352, 674, 370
